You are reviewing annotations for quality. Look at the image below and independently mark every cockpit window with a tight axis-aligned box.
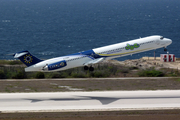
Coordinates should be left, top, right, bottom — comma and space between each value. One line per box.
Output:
160, 36, 164, 40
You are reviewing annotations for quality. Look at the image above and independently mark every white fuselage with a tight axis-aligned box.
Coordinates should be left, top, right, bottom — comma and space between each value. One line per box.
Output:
25, 35, 172, 72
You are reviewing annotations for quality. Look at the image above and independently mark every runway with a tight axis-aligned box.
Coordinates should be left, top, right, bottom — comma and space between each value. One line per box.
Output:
1, 90, 180, 113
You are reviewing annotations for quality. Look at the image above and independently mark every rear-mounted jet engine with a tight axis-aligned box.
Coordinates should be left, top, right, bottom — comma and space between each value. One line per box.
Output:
42, 60, 67, 71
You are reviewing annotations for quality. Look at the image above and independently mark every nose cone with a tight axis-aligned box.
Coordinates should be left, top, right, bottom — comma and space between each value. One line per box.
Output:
164, 38, 172, 46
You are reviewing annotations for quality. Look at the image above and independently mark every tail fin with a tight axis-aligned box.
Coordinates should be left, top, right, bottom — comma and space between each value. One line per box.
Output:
13, 50, 43, 67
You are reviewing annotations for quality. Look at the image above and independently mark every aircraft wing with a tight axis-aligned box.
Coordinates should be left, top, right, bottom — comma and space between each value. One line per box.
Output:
84, 58, 104, 66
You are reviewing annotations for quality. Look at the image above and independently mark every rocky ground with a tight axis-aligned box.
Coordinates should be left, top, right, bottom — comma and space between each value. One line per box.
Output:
109, 57, 180, 70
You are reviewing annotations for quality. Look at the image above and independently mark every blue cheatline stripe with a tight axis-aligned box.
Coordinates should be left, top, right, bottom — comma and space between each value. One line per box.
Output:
87, 56, 94, 60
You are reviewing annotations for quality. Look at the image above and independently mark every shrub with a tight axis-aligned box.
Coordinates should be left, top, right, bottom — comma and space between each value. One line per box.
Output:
129, 66, 139, 70
93, 71, 104, 77
50, 73, 62, 78
47, 72, 69, 78
120, 68, 129, 73
12, 71, 26, 79
35, 72, 45, 79
0, 70, 6, 79
71, 72, 87, 78
90, 71, 110, 78
0, 60, 23, 65
138, 69, 164, 77
108, 65, 118, 75
9, 60, 23, 65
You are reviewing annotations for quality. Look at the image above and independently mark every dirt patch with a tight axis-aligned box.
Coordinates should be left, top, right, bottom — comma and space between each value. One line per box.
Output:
1, 110, 180, 120
0, 78, 180, 92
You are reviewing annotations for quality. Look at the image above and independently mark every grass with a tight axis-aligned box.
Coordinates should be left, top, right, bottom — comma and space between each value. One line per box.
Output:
0, 60, 23, 65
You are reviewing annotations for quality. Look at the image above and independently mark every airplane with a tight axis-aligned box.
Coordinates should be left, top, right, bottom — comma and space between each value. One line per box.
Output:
13, 35, 172, 72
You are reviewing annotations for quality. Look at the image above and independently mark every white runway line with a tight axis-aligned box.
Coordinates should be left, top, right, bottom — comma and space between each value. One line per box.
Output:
0, 90, 180, 113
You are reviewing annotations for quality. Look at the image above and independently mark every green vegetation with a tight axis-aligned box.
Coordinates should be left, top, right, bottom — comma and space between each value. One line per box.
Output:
161, 68, 180, 77
12, 71, 26, 79
0, 70, 6, 79
0, 62, 136, 79
35, 72, 45, 79
0, 60, 23, 65
176, 78, 180, 82
0, 60, 180, 79
138, 69, 164, 77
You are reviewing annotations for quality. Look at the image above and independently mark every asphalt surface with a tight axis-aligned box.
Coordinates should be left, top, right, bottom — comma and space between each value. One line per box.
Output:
1, 90, 180, 113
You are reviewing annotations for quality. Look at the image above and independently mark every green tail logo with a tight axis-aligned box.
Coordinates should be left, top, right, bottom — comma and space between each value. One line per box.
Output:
125, 43, 140, 50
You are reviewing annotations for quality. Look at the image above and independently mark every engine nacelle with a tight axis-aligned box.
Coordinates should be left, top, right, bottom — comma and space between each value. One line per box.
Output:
43, 60, 67, 71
